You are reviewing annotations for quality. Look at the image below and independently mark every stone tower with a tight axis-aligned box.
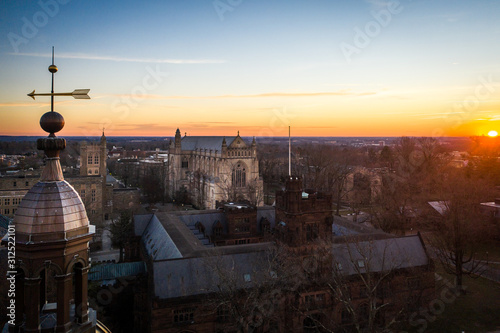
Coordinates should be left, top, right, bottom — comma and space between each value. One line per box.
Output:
275, 176, 333, 248
80, 131, 106, 177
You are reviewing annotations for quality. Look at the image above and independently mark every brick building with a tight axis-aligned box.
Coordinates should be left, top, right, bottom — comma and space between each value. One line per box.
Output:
132, 177, 435, 332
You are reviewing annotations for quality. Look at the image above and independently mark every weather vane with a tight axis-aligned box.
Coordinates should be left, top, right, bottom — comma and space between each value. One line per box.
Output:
27, 47, 90, 137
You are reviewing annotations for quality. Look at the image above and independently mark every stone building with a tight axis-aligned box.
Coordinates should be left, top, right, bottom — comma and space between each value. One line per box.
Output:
132, 177, 435, 333
168, 129, 263, 209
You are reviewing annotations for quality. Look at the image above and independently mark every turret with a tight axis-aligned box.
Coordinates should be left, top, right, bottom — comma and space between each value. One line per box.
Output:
222, 136, 227, 158
175, 128, 182, 152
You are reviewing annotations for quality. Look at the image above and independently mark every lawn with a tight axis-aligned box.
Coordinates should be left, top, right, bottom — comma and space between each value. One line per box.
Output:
404, 264, 500, 333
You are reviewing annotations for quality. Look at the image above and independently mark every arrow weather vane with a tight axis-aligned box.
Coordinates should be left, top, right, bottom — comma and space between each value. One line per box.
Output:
27, 47, 90, 107
28, 47, 91, 137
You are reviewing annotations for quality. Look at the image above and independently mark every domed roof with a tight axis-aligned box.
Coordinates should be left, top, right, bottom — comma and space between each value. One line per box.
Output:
14, 180, 90, 243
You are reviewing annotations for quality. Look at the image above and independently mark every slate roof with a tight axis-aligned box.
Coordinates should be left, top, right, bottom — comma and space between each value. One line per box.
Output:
140, 214, 183, 260
150, 234, 429, 299
176, 210, 227, 236
153, 249, 271, 299
181, 136, 239, 151
332, 235, 429, 275
0, 214, 11, 230
88, 262, 146, 281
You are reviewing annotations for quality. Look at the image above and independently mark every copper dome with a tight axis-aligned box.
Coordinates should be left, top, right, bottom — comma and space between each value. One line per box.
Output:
13, 180, 90, 243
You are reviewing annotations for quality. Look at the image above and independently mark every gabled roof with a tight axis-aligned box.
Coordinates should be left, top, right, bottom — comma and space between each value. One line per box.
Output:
428, 201, 449, 216
139, 214, 182, 260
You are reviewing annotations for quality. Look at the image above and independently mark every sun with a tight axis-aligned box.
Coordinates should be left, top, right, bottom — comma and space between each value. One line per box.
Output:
488, 130, 498, 137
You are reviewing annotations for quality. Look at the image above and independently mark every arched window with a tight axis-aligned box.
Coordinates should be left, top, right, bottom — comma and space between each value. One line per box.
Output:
87, 154, 93, 165
260, 217, 271, 233
94, 155, 99, 164
303, 313, 323, 332
195, 221, 205, 235
232, 163, 246, 188
213, 220, 223, 237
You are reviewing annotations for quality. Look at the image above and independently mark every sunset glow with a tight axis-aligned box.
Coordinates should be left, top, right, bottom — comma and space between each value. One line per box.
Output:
1, 1, 499, 137
488, 131, 498, 138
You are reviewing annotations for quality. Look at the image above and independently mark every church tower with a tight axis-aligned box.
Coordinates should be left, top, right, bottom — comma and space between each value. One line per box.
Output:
4, 51, 97, 333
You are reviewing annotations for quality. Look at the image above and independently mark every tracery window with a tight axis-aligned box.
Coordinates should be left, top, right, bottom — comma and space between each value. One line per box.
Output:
232, 163, 246, 187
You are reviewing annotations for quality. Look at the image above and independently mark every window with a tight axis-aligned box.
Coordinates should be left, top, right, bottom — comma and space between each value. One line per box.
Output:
303, 313, 323, 333
12, 198, 18, 205
359, 286, 368, 298
305, 293, 325, 309
217, 305, 229, 323
91, 189, 96, 202
4, 209, 10, 215
213, 221, 223, 237
4, 198, 10, 206
94, 169, 98, 174
173, 308, 195, 323
231, 163, 246, 187
261, 217, 271, 233
88, 155, 93, 165
25, 181, 29, 186
181, 160, 188, 168
306, 223, 318, 241
341, 308, 352, 324
358, 303, 369, 325
88, 170, 92, 175
94, 155, 99, 164
377, 283, 391, 299
234, 218, 250, 233
13, 181, 16, 187
244, 274, 251, 282
407, 277, 421, 290
12, 209, 16, 214
81, 189, 86, 200
357, 260, 365, 268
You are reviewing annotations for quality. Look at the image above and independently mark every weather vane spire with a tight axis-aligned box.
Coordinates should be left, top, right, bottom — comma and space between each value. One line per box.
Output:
27, 47, 90, 137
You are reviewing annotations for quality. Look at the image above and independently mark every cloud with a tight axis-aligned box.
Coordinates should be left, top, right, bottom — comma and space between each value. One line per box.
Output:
8, 52, 226, 64
109, 90, 377, 100
0, 102, 47, 107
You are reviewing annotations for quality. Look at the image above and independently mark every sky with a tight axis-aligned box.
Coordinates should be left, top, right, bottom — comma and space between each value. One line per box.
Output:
0, 0, 499, 138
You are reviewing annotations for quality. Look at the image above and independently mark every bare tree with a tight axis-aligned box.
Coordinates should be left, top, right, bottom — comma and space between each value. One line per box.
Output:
109, 210, 133, 262
203, 236, 432, 333
428, 170, 494, 293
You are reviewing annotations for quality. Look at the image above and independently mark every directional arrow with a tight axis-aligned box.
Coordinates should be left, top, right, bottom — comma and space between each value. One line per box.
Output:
27, 89, 90, 100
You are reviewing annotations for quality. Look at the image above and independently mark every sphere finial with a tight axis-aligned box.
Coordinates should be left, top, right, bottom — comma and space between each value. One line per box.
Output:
48, 64, 58, 73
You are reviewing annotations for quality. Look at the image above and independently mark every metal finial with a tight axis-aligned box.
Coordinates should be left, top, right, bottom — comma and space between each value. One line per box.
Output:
28, 47, 91, 136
